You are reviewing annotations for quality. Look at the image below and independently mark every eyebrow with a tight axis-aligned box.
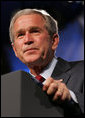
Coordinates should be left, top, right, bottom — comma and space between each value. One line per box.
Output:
15, 29, 25, 36
15, 26, 42, 35
30, 26, 41, 30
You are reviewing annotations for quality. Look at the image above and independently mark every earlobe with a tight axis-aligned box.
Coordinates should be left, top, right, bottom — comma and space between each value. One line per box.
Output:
52, 34, 59, 50
11, 43, 18, 57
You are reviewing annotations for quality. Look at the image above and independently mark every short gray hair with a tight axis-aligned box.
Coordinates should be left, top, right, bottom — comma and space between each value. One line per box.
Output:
9, 8, 58, 43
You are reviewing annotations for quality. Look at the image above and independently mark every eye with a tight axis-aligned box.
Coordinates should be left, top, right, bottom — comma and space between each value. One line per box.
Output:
30, 27, 41, 34
31, 30, 40, 33
17, 33, 25, 38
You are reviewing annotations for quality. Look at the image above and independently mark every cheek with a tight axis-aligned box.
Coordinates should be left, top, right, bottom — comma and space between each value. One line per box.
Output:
14, 41, 23, 56
39, 39, 52, 58
37, 34, 51, 47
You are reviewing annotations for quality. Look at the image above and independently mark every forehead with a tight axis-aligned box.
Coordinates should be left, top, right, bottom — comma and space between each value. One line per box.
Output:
14, 14, 46, 28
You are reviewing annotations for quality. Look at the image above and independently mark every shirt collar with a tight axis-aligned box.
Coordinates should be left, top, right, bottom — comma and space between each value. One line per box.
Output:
40, 56, 58, 79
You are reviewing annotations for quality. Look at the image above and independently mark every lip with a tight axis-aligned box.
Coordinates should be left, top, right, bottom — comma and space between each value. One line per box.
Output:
24, 48, 38, 53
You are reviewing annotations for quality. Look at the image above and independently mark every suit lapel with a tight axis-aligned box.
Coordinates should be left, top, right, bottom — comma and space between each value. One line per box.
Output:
51, 57, 71, 84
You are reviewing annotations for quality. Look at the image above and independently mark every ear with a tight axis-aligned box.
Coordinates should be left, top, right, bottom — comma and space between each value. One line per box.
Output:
11, 43, 18, 57
52, 33, 59, 50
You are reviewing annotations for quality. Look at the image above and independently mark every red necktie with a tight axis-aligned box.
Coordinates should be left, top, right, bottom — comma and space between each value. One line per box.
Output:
36, 75, 45, 83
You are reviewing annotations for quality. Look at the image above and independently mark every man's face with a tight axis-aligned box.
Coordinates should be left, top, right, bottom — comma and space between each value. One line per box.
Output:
12, 14, 58, 67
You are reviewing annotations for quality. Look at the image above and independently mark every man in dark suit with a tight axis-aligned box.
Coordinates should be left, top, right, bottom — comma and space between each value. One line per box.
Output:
9, 8, 84, 116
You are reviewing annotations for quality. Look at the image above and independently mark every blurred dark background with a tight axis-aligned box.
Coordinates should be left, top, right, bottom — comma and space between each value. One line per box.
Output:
1, 1, 84, 75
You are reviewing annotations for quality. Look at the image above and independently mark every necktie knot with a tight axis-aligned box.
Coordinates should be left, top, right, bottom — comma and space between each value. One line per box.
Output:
36, 75, 45, 83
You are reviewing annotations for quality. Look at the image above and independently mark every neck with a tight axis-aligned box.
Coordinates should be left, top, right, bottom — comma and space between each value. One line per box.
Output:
29, 55, 54, 76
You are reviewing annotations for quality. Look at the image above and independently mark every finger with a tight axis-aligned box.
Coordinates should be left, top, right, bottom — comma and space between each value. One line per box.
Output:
53, 88, 64, 101
54, 79, 63, 87
56, 79, 63, 82
47, 82, 58, 95
52, 83, 65, 101
43, 78, 63, 91
42, 77, 54, 91
61, 89, 71, 101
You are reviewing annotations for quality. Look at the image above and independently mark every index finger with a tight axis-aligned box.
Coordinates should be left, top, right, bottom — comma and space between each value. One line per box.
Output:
43, 77, 54, 91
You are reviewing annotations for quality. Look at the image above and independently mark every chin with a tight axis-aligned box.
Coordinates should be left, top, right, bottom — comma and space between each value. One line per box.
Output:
24, 55, 42, 65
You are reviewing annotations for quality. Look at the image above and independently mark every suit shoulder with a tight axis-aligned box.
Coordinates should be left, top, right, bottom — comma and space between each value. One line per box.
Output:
69, 60, 84, 68
57, 57, 84, 67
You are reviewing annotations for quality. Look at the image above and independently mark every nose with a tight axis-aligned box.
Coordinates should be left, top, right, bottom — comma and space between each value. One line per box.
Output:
24, 31, 34, 45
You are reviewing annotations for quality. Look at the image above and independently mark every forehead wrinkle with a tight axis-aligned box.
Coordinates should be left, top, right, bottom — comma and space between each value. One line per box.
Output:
15, 26, 43, 35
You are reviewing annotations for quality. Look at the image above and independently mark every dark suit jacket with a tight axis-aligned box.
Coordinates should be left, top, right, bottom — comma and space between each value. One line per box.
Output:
51, 57, 84, 116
